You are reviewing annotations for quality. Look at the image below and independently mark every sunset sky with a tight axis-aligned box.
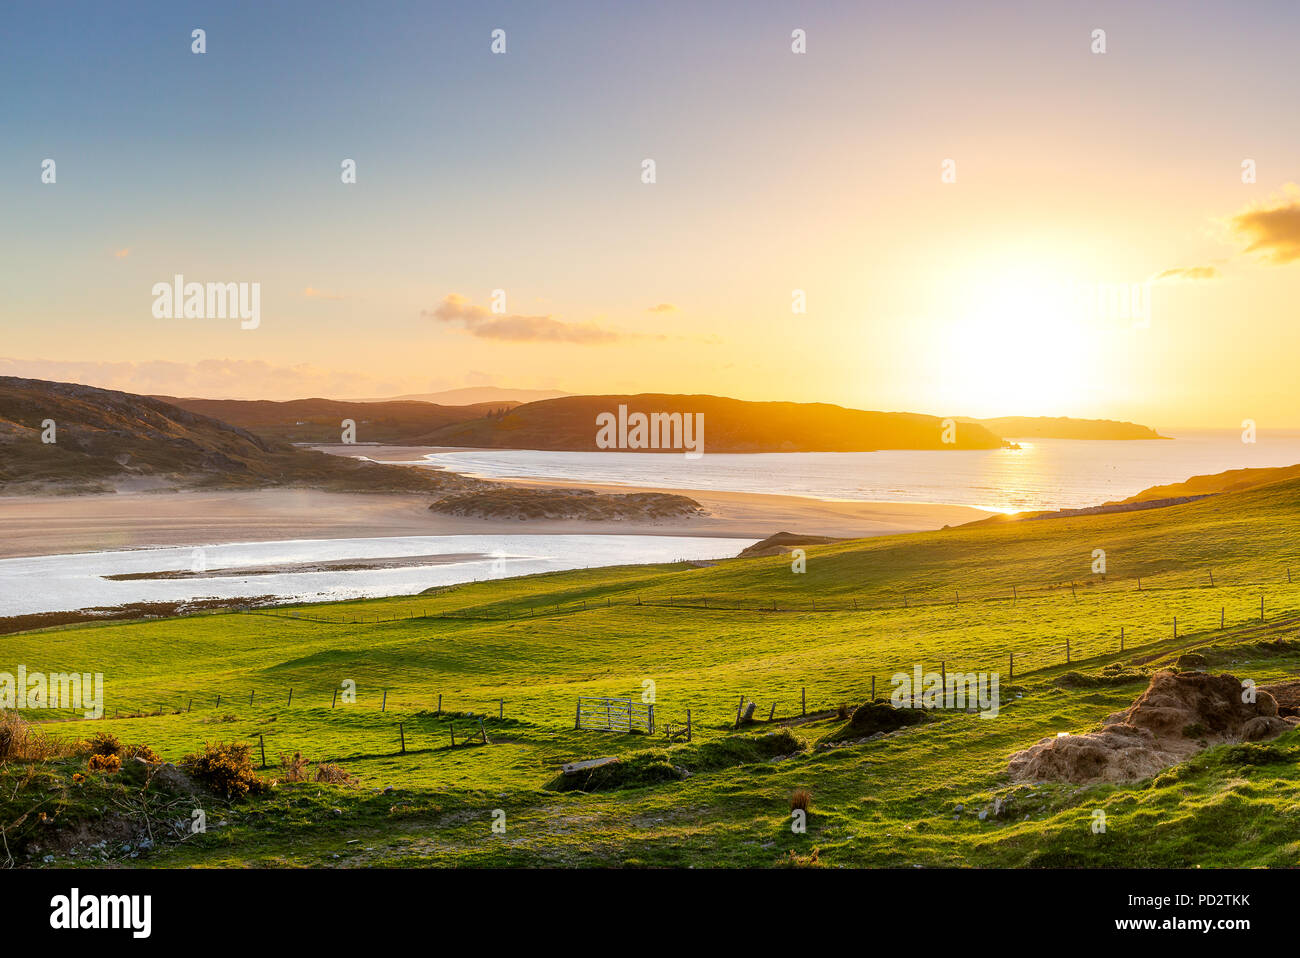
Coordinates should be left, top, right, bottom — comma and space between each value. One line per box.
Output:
3, 0, 1299, 427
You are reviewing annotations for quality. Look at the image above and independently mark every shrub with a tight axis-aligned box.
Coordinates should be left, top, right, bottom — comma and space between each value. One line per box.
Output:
86, 730, 122, 757
0, 711, 72, 762
790, 788, 812, 812
836, 702, 851, 720
181, 741, 262, 798
86, 752, 121, 774
314, 762, 355, 785
126, 743, 161, 764
279, 751, 310, 782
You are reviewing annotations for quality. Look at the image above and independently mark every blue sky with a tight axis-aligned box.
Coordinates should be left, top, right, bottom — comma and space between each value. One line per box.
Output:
2, 1, 1299, 424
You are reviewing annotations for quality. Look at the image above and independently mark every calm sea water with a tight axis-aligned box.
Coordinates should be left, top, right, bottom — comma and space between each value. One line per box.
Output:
421, 430, 1300, 514
0, 534, 754, 617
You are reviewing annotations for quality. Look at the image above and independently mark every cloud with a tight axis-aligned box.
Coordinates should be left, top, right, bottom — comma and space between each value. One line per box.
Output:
0, 357, 408, 401
302, 287, 346, 300
1152, 265, 1219, 282
647, 303, 678, 313
113, 248, 131, 259
1229, 185, 1300, 264
423, 294, 624, 344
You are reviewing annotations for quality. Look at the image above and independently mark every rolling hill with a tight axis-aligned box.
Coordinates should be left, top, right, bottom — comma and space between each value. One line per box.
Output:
155, 396, 511, 445
0, 377, 479, 495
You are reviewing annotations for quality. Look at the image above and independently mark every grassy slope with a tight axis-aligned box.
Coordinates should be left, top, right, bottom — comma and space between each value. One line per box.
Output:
6, 476, 1300, 867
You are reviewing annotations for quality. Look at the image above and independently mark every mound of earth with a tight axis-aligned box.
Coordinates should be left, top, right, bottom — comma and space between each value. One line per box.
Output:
737, 531, 845, 558
428, 487, 704, 522
1009, 670, 1297, 784
821, 698, 931, 743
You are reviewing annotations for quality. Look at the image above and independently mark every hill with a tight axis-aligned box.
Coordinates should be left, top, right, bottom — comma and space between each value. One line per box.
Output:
0, 377, 479, 495
351, 387, 569, 405
155, 396, 510, 445
963, 416, 1164, 440
425, 394, 1006, 452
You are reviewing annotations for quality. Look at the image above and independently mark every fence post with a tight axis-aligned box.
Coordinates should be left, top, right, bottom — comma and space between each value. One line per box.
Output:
216, 694, 220, 708
1012, 585, 1017, 603
499, 698, 504, 720
1066, 638, 1071, 664
381, 690, 387, 712
871, 675, 876, 699
1209, 569, 1214, 587
1070, 581, 1076, 600
801, 687, 806, 716
734, 694, 744, 729
686, 708, 692, 742
1261, 595, 1265, 621
332, 689, 338, 709
1008, 652, 1013, 682
1120, 627, 1124, 652
479, 718, 487, 744
940, 660, 946, 691
449, 722, 455, 746
399, 723, 405, 754
287, 689, 293, 707
574, 702, 580, 730
649, 703, 655, 733
1173, 617, 1177, 638
187, 698, 192, 713
249, 689, 255, 706
258, 734, 266, 769
1220, 607, 1224, 630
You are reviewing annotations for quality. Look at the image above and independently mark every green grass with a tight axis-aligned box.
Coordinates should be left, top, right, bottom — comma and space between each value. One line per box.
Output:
5, 476, 1300, 867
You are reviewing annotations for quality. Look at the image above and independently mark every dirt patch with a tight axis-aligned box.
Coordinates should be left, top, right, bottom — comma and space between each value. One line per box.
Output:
1009, 670, 1297, 784
1262, 680, 1300, 717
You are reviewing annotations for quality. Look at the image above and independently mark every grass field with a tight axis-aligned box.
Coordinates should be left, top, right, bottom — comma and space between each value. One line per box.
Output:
5, 475, 1300, 868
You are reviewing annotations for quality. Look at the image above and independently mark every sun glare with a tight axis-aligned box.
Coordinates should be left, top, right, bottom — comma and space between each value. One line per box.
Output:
934, 270, 1098, 416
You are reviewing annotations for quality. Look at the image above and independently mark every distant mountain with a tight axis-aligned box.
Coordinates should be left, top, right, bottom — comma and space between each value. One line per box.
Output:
424, 394, 1006, 452
352, 387, 569, 405
154, 396, 511, 445
963, 416, 1165, 440
0, 377, 478, 494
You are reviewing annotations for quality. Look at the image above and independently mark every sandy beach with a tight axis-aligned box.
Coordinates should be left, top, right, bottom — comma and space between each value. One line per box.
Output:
0, 465, 989, 560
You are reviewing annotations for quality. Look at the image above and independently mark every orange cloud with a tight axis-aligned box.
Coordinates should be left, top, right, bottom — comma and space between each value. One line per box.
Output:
1230, 185, 1300, 264
423, 294, 624, 344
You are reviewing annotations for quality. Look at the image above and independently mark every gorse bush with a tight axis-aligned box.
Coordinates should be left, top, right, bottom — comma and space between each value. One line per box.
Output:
86, 752, 121, 774
181, 741, 262, 798
86, 730, 122, 757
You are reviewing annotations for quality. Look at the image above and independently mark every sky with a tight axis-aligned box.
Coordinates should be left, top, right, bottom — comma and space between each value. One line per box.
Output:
2, 0, 1299, 427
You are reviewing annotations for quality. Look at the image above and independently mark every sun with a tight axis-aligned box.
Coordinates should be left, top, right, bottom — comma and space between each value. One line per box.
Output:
932, 269, 1099, 416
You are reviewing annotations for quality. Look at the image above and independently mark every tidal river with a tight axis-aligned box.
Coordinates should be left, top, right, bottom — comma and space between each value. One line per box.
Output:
0, 534, 756, 617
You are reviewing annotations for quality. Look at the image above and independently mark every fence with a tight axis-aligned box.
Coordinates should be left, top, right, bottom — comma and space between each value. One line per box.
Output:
575, 696, 655, 734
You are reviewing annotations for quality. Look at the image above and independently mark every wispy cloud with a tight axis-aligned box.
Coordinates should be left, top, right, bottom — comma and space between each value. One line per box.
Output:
1230, 184, 1300, 264
113, 248, 131, 259
1152, 265, 1219, 281
647, 302, 678, 313
423, 294, 624, 344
